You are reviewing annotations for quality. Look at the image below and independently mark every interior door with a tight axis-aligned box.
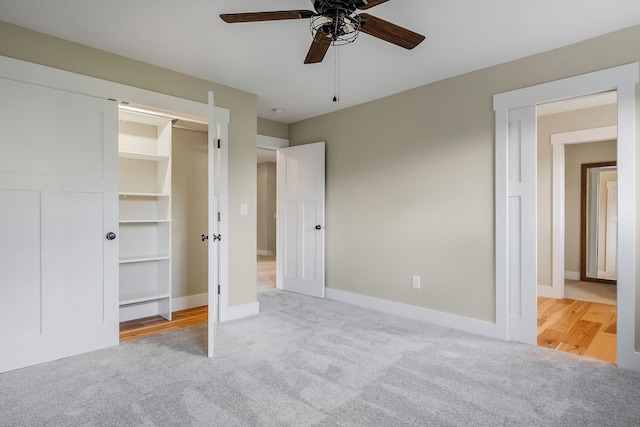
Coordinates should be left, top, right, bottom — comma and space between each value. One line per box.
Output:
506, 106, 537, 344
277, 142, 325, 298
0, 77, 119, 373
207, 91, 219, 357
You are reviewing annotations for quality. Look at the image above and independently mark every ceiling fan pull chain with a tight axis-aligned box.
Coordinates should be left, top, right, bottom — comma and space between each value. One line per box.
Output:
333, 44, 340, 102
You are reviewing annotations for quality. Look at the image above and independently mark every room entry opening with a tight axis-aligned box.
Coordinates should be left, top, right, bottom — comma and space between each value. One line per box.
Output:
534, 94, 618, 363
494, 63, 639, 371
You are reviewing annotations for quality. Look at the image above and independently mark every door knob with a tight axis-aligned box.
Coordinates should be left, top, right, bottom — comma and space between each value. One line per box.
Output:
315, 225, 322, 230
106, 232, 117, 240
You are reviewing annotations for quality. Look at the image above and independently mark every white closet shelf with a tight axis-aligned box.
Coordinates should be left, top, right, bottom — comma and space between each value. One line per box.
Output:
119, 192, 170, 198
119, 219, 171, 224
120, 292, 170, 306
119, 151, 170, 161
119, 255, 170, 264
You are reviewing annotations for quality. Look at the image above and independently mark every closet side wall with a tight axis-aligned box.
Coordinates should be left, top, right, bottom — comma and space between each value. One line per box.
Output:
172, 128, 209, 302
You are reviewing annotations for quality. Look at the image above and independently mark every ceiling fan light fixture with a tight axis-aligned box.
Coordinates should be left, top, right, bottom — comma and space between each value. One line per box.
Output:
309, 8, 361, 46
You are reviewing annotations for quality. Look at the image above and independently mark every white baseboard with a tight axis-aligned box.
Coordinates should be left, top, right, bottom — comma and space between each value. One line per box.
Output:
257, 249, 274, 256
537, 284, 563, 299
172, 293, 208, 311
565, 271, 580, 280
221, 301, 260, 322
325, 288, 497, 339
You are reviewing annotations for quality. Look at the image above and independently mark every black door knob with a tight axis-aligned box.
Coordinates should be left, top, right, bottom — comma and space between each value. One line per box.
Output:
315, 225, 322, 230
106, 232, 116, 240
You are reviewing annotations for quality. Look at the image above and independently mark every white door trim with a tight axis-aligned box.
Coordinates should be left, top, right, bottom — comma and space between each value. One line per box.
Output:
540, 125, 618, 299
494, 63, 639, 371
0, 55, 231, 336
257, 134, 289, 150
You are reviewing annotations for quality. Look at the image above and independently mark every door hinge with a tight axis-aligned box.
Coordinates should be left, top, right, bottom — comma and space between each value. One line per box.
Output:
218, 284, 221, 295
217, 139, 221, 149
217, 212, 221, 222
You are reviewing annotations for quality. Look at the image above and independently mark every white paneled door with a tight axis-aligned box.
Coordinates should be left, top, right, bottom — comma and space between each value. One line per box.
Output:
506, 106, 537, 345
277, 142, 325, 298
0, 77, 119, 373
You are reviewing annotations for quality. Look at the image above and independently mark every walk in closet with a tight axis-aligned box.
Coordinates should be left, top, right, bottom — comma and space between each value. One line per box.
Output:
118, 109, 173, 322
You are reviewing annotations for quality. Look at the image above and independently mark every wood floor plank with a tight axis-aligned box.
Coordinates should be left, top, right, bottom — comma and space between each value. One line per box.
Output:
561, 319, 601, 350
582, 303, 616, 324
546, 300, 592, 334
583, 328, 617, 363
119, 306, 208, 343
537, 299, 575, 335
538, 328, 561, 349
537, 297, 557, 316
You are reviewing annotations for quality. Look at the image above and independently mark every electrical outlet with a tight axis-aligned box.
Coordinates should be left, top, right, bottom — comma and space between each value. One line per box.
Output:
412, 275, 421, 289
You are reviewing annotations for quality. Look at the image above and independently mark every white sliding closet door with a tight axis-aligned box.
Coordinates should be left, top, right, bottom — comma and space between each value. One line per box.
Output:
505, 106, 537, 344
0, 77, 119, 373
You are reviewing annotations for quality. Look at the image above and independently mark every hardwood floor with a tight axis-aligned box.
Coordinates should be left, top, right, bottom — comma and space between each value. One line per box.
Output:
537, 297, 616, 364
119, 306, 208, 342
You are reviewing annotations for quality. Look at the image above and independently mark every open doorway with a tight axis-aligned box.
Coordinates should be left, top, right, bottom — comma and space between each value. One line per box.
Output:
535, 92, 617, 363
494, 63, 638, 371
257, 147, 277, 293
119, 112, 211, 341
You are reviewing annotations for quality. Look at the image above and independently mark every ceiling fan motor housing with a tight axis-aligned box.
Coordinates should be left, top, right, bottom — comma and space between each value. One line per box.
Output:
311, 0, 363, 43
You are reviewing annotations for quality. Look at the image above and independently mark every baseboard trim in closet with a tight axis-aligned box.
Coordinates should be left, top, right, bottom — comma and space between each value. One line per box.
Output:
173, 293, 208, 311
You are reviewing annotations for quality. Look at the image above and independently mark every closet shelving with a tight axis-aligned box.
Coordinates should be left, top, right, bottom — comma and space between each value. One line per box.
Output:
118, 109, 172, 321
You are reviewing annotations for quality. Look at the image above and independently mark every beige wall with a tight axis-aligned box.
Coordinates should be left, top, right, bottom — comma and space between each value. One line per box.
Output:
172, 128, 209, 298
564, 140, 617, 275
0, 21, 258, 308
536, 105, 617, 285
289, 24, 640, 324
258, 118, 289, 140
257, 162, 277, 255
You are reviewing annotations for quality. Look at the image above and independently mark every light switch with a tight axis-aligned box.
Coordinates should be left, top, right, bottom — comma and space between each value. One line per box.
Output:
240, 203, 248, 216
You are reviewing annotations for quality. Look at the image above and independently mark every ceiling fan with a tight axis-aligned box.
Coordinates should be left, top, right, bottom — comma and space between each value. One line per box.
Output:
220, 0, 425, 64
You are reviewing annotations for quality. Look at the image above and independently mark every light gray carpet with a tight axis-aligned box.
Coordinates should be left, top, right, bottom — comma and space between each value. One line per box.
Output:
565, 279, 617, 305
1, 289, 640, 426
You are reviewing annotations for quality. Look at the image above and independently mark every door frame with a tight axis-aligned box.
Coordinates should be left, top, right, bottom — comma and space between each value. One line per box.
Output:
256, 134, 289, 291
494, 63, 639, 370
0, 55, 230, 336
540, 125, 618, 299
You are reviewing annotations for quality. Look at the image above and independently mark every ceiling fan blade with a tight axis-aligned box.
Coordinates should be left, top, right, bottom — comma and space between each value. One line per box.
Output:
359, 13, 425, 49
304, 32, 332, 64
220, 10, 314, 23
354, 0, 390, 10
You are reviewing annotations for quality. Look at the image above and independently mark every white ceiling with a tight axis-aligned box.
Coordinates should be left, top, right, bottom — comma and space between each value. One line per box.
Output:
1, 0, 639, 124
